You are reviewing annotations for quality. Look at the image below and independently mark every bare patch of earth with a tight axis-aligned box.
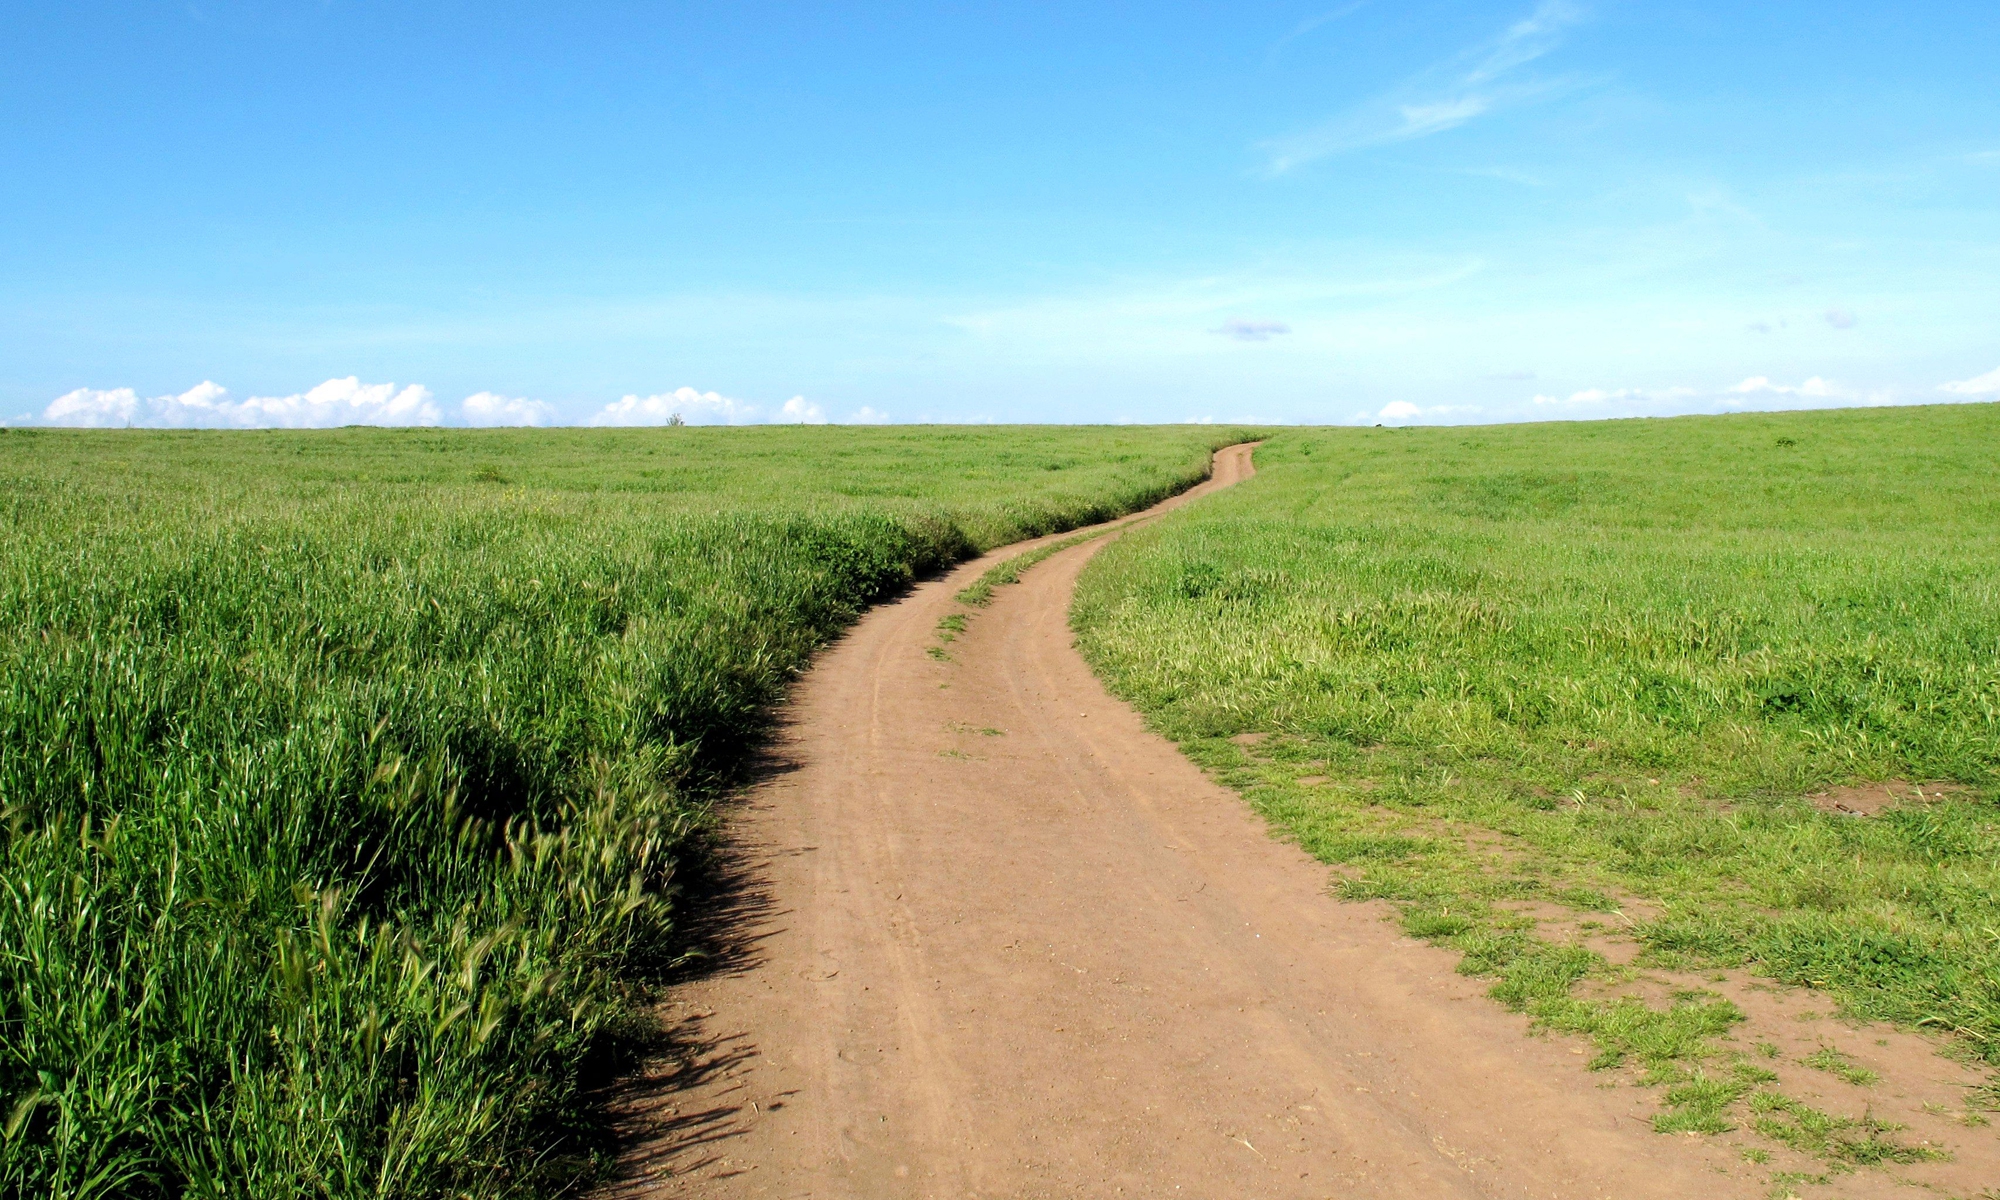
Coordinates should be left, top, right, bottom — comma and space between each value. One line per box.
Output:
1808, 780, 1967, 817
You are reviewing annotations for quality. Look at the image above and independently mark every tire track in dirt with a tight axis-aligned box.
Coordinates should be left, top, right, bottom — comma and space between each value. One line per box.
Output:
600, 443, 1766, 1198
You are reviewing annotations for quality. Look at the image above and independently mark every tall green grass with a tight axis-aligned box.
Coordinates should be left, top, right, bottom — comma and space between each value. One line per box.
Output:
1075, 405, 2000, 1131
0, 424, 1241, 1198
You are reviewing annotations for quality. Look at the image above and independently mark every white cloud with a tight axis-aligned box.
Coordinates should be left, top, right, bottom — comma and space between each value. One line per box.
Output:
1824, 308, 1858, 329
775, 395, 826, 424
227, 378, 439, 427
43, 378, 441, 428
44, 385, 150, 427
460, 391, 557, 427
39, 380, 869, 429
1263, 0, 1585, 171
1940, 367, 2000, 396
1509, 376, 1934, 420
1214, 318, 1292, 342
588, 387, 827, 426
588, 386, 761, 426
1729, 375, 1842, 398
1369, 400, 1485, 425
1533, 385, 1697, 406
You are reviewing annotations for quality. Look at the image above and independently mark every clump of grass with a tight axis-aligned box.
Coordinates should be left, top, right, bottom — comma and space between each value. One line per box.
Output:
1656, 1065, 1773, 1134
1804, 1047, 1880, 1086
1769, 1168, 1838, 1196
1922, 1101, 1990, 1128
0, 424, 1246, 1197
933, 612, 969, 657
1748, 1093, 1943, 1165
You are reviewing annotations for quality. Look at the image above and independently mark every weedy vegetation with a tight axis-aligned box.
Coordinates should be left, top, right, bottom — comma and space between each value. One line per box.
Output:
0, 423, 1242, 1198
1074, 404, 2000, 1160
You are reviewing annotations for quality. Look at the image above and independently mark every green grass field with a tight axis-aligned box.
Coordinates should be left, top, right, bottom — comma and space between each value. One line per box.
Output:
1074, 405, 2000, 1147
0, 424, 1241, 1198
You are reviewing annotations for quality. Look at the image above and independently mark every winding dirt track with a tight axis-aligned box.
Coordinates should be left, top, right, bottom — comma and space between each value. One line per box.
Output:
604, 444, 1760, 1198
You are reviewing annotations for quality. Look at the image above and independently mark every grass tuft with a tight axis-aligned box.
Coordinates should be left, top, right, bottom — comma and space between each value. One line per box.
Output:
1749, 1093, 1944, 1165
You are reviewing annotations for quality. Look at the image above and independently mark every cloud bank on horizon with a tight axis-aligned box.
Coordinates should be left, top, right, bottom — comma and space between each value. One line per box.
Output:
31, 366, 1997, 430
36, 381, 876, 429
44, 379, 446, 430
1356, 369, 2000, 427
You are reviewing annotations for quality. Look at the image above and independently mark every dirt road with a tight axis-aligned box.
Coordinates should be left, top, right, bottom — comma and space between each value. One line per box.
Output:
603, 444, 1762, 1198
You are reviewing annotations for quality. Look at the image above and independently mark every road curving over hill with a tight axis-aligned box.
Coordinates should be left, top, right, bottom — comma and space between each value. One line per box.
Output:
602, 442, 1763, 1199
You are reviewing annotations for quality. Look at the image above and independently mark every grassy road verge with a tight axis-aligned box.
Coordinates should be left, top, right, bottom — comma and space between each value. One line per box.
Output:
1074, 406, 2000, 1171
0, 424, 1244, 1198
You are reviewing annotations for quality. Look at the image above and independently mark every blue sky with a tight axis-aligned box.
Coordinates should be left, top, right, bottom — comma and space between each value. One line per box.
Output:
5, 1, 1996, 427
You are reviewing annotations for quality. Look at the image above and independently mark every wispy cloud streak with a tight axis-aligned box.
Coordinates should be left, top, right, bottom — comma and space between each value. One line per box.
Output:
1262, 0, 1586, 173
1266, 1, 1372, 61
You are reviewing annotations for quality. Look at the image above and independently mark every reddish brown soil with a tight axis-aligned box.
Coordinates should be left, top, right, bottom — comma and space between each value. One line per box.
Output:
595, 446, 1988, 1199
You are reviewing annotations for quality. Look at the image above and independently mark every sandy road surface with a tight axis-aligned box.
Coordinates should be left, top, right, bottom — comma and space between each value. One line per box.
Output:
601, 444, 1764, 1198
